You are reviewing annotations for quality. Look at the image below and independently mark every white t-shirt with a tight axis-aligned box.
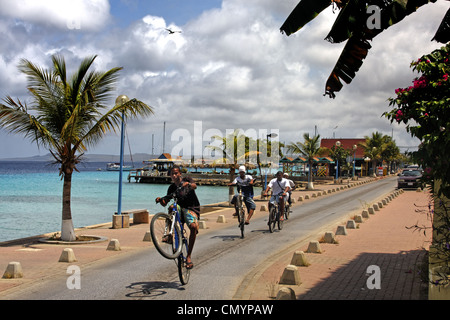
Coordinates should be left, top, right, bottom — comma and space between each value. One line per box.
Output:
268, 178, 290, 195
232, 174, 254, 197
232, 174, 253, 186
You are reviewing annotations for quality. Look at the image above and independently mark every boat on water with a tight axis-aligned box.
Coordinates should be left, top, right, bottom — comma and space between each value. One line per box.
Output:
106, 163, 134, 171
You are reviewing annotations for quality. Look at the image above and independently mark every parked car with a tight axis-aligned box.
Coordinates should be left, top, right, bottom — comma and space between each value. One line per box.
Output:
397, 169, 422, 189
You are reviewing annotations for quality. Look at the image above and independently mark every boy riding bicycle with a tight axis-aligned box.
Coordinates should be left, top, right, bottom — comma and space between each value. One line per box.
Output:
228, 165, 256, 225
263, 171, 291, 221
155, 166, 200, 269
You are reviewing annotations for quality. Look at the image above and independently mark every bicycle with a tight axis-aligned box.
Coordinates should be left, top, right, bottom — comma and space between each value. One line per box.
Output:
267, 193, 285, 233
234, 183, 246, 239
150, 189, 190, 285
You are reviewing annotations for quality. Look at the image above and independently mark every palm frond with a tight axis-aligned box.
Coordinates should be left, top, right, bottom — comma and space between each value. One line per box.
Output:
77, 98, 154, 150
0, 96, 57, 149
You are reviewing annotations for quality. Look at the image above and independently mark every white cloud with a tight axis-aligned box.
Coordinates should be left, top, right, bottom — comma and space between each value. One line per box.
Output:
0, 0, 111, 31
0, 0, 447, 158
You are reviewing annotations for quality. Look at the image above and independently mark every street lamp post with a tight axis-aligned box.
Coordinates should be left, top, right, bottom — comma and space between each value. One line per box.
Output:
264, 133, 278, 197
116, 95, 130, 217
335, 140, 341, 183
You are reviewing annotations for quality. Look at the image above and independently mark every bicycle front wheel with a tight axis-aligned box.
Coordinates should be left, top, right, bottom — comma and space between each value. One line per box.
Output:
177, 237, 190, 285
239, 206, 245, 239
268, 207, 276, 233
150, 212, 182, 259
277, 210, 284, 230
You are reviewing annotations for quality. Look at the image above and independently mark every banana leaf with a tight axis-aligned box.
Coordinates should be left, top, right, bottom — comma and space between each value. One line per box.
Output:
324, 36, 371, 98
325, 0, 436, 44
324, 0, 366, 43
324, 0, 438, 98
280, 0, 333, 36
432, 7, 450, 43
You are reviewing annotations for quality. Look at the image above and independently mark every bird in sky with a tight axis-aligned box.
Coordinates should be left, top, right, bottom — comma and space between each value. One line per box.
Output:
166, 28, 182, 34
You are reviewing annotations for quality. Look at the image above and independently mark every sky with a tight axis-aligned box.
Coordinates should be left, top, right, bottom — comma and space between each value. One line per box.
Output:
0, 0, 448, 160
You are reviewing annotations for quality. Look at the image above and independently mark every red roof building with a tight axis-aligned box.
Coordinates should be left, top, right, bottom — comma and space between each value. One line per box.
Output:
320, 138, 366, 159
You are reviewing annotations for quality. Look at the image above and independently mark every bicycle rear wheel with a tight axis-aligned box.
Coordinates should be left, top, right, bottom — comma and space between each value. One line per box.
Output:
284, 203, 290, 220
150, 212, 182, 259
268, 207, 276, 233
177, 236, 190, 285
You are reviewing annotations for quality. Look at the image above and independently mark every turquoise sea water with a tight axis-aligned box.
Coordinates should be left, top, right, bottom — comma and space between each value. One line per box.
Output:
0, 161, 230, 242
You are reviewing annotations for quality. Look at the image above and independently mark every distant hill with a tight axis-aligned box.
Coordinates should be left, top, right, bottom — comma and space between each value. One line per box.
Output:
0, 153, 157, 163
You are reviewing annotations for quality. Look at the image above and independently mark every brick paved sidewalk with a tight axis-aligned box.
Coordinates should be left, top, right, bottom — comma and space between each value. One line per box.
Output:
245, 189, 432, 300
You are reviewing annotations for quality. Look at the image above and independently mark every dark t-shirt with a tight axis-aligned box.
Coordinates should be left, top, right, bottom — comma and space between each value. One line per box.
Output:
165, 176, 200, 215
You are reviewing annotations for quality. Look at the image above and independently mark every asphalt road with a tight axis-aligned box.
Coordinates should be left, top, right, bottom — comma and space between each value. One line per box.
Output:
11, 177, 397, 300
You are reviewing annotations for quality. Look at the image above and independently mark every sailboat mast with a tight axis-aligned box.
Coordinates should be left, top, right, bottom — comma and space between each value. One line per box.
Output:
163, 121, 166, 153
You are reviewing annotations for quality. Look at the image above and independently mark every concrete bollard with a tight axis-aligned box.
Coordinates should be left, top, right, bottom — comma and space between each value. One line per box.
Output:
304, 195, 310, 200
362, 210, 369, 219
354, 215, 364, 223
59, 248, 77, 262
336, 225, 347, 235
279, 265, 301, 285
378, 202, 383, 209
2, 262, 23, 279
107, 239, 121, 251
199, 220, 207, 229
373, 203, 380, 211
217, 215, 227, 223
323, 231, 336, 244
346, 220, 357, 229
143, 231, 152, 242
298, 196, 304, 202
368, 207, 375, 215
260, 205, 268, 212
306, 240, 322, 253
290, 251, 310, 267
276, 287, 296, 300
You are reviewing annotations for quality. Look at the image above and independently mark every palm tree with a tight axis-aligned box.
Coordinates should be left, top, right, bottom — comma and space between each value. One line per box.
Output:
358, 131, 386, 176
207, 130, 263, 202
0, 55, 154, 241
280, 0, 448, 98
286, 133, 326, 190
381, 136, 401, 173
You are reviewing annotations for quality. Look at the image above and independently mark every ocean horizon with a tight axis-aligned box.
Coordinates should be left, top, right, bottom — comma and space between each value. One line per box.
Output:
0, 160, 234, 243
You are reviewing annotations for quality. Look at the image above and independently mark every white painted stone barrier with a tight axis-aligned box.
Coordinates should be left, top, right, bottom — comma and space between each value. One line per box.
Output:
276, 287, 296, 300
290, 251, 310, 267
107, 239, 121, 251
2, 262, 23, 279
336, 225, 347, 235
279, 265, 301, 285
217, 215, 227, 223
306, 240, 322, 253
59, 248, 77, 262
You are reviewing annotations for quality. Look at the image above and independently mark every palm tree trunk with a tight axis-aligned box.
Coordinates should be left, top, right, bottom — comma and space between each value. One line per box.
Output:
61, 171, 76, 241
